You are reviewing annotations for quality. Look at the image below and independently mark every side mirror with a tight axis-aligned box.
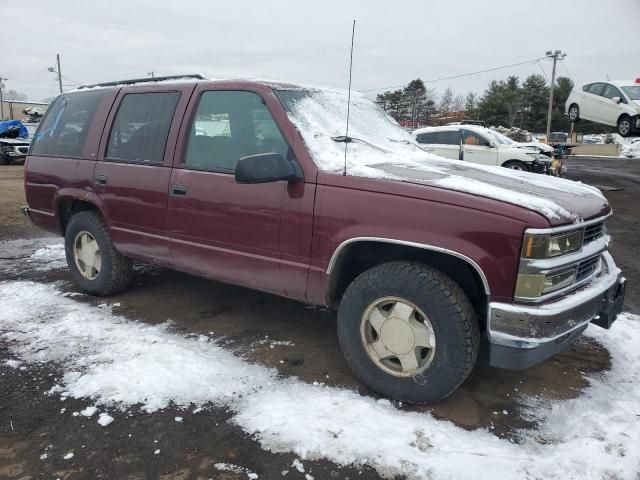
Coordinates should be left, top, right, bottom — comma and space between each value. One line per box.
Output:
235, 153, 301, 184
612, 96, 622, 104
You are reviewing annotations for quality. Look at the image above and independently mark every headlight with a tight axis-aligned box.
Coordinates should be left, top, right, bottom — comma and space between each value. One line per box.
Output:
525, 151, 538, 158
522, 230, 583, 259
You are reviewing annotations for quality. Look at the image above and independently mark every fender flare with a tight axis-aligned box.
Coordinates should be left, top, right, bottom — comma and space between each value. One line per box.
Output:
326, 236, 491, 296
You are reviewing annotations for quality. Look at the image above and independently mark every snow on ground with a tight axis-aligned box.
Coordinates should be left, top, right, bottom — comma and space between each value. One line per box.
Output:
0, 238, 65, 273
581, 134, 640, 158
1, 279, 639, 479
214, 462, 259, 479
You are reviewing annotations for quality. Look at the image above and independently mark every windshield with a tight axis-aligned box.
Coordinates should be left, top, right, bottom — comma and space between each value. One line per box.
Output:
485, 130, 514, 145
621, 85, 640, 101
276, 88, 424, 172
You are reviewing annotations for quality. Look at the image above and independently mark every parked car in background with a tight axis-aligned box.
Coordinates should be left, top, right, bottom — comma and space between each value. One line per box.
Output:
0, 120, 31, 165
23, 76, 625, 404
566, 79, 640, 136
414, 125, 553, 173
547, 132, 569, 146
488, 129, 555, 157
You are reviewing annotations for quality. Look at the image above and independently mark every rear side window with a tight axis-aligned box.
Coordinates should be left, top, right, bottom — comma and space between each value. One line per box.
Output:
30, 90, 106, 157
106, 92, 180, 164
416, 132, 435, 143
587, 83, 605, 96
432, 130, 460, 145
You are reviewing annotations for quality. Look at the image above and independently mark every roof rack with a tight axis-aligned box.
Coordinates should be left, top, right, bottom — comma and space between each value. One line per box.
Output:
77, 74, 206, 90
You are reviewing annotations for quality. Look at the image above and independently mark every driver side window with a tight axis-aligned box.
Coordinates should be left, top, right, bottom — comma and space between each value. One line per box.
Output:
462, 130, 490, 147
184, 90, 290, 172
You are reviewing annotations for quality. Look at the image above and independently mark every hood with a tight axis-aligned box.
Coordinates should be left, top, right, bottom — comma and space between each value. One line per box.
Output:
516, 142, 554, 153
369, 158, 608, 225
0, 138, 30, 146
276, 87, 608, 226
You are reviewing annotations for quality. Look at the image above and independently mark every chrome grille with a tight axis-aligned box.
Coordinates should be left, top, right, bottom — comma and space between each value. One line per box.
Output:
17, 147, 28, 154
583, 222, 604, 244
576, 256, 601, 283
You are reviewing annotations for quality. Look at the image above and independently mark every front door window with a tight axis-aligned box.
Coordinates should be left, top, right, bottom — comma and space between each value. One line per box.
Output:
184, 90, 290, 172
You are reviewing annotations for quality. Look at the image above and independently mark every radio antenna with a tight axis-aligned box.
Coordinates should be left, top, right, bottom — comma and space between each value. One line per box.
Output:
343, 19, 356, 176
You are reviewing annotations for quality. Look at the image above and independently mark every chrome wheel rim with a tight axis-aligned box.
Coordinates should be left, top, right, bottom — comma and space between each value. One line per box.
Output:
73, 231, 101, 280
507, 163, 524, 170
360, 296, 436, 377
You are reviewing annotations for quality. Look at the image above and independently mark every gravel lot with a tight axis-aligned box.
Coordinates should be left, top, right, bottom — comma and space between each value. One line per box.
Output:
1, 158, 638, 479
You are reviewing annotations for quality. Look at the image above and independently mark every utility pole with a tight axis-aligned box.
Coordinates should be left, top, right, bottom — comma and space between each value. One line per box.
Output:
147, 71, 155, 78
0, 76, 6, 120
56, 54, 63, 93
545, 50, 566, 141
48, 54, 64, 94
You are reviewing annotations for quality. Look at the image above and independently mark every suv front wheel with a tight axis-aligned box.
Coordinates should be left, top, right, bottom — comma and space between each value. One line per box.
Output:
617, 116, 632, 137
337, 261, 479, 404
65, 210, 133, 296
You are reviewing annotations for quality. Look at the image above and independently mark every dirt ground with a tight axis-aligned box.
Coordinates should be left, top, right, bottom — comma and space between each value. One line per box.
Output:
0, 158, 638, 479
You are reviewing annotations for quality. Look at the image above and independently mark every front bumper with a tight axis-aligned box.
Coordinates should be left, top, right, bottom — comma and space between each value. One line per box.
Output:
488, 252, 625, 369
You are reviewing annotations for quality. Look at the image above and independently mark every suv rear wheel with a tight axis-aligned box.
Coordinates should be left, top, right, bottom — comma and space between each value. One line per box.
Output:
64, 211, 133, 296
337, 261, 479, 404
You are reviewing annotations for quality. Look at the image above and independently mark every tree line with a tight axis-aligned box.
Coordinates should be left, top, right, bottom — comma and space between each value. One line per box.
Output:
375, 75, 608, 133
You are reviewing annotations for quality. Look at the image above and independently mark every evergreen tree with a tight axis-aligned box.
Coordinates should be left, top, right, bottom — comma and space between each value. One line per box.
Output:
520, 74, 549, 131
464, 92, 478, 119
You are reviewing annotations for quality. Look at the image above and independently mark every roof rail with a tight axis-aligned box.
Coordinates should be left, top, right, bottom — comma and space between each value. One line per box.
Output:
76, 74, 207, 90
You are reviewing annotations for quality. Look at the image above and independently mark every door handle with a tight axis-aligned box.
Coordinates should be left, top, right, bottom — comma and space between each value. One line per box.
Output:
94, 173, 108, 185
170, 183, 188, 196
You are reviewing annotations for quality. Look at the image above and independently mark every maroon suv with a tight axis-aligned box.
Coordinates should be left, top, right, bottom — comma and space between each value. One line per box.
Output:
23, 75, 626, 403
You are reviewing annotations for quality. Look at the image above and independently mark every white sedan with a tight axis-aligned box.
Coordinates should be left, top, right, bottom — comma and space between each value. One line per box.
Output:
565, 80, 640, 136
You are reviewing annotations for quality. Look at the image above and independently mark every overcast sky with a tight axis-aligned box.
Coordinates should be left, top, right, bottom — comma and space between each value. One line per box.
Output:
1, 0, 638, 102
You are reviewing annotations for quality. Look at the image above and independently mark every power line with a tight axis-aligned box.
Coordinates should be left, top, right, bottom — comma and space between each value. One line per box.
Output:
61, 74, 81, 85
560, 61, 573, 79
362, 56, 547, 92
535, 60, 550, 82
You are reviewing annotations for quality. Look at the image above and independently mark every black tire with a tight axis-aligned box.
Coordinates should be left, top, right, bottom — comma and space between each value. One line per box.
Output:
337, 261, 479, 404
568, 104, 580, 123
0, 154, 10, 165
617, 116, 632, 137
64, 210, 133, 296
502, 160, 530, 171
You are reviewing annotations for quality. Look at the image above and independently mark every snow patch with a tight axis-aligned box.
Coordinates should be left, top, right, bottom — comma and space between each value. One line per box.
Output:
214, 463, 259, 478
4, 359, 21, 369
97, 413, 114, 426
80, 406, 97, 417
1, 281, 640, 479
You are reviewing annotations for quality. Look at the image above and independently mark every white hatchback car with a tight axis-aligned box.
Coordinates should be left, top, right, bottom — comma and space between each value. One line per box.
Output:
565, 80, 640, 136
413, 125, 552, 173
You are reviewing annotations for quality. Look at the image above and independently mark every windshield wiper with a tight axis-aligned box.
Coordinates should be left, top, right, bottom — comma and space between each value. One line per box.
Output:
331, 135, 389, 152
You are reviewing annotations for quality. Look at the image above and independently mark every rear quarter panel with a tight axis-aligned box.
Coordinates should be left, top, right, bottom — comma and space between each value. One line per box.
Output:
24, 89, 118, 233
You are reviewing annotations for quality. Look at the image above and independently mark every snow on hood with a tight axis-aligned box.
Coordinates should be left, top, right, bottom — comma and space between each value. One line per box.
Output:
278, 88, 607, 223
